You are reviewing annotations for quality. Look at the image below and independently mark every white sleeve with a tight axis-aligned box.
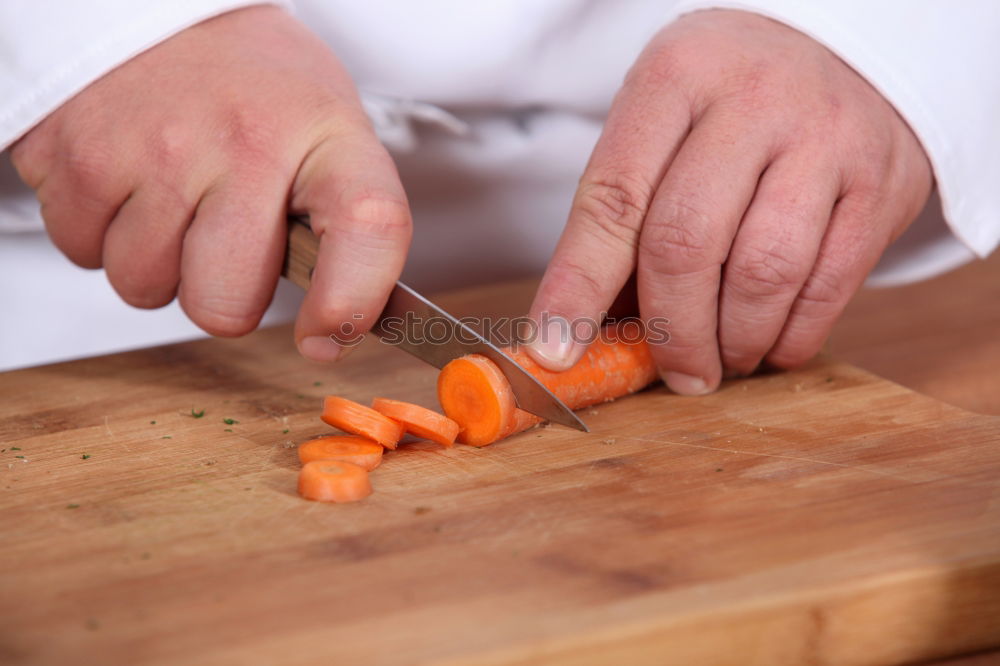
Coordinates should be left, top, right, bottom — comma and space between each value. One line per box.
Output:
667, 0, 1000, 267
0, 0, 292, 151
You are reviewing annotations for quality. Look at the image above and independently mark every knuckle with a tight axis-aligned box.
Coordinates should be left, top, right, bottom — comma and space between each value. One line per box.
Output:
726, 243, 809, 300
341, 191, 413, 241
639, 200, 719, 272
219, 107, 280, 165
186, 296, 262, 337
718, 61, 776, 113
147, 123, 196, 171
63, 138, 116, 195
574, 172, 654, 247
543, 257, 610, 306
797, 266, 850, 313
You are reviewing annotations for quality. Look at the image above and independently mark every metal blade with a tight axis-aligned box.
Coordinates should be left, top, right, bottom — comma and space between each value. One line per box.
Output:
282, 215, 587, 431
372, 282, 588, 432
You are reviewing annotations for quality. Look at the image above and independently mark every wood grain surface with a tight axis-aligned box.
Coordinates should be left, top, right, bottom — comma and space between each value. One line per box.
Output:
2, 281, 999, 666
831, 251, 1000, 416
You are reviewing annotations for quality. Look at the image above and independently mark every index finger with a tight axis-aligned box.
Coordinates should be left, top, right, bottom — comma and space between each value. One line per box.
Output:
292, 129, 412, 362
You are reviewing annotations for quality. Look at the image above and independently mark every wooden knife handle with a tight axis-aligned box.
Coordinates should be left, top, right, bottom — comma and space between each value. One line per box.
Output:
282, 215, 319, 290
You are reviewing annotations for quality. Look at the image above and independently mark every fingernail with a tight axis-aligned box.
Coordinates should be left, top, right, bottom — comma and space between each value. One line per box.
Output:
527, 315, 578, 371
299, 335, 342, 363
663, 371, 712, 396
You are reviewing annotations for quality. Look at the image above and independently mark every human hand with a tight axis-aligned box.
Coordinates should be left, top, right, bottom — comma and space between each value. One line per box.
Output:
526, 9, 932, 393
10, 5, 411, 362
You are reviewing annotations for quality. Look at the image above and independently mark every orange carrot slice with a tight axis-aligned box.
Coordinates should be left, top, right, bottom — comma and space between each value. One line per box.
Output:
298, 460, 372, 503
371, 398, 461, 447
438, 323, 658, 446
321, 396, 405, 449
298, 435, 384, 470
435, 355, 522, 447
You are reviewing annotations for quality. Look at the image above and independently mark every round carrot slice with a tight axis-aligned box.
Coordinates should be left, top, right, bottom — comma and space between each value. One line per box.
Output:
298, 435, 384, 470
321, 396, 405, 449
371, 398, 461, 447
297, 460, 372, 503
437, 354, 519, 446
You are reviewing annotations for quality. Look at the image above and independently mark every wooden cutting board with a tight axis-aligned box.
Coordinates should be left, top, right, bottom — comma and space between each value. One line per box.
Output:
1, 280, 999, 666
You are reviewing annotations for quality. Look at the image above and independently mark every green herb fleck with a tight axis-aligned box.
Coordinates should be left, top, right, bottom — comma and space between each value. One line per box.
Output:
66, 504, 80, 509
150, 420, 157, 425
11, 446, 21, 451
295, 394, 306, 399
81, 454, 91, 460
191, 409, 205, 419
282, 428, 289, 434
162, 436, 172, 439
224, 428, 233, 433
313, 381, 322, 386
223, 418, 238, 425
14, 455, 25, 459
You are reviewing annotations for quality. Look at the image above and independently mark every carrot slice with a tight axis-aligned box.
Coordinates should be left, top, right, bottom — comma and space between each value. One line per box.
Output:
321, 396, 405, 449
436, 354, 520, 446
371, 398, 461, 447
298, 460, 372, 503
298, 435, 384, 470
438, 322, 658, 446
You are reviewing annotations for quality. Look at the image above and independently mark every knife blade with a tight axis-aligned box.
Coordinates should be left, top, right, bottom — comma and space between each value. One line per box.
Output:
282, 216, 588, 432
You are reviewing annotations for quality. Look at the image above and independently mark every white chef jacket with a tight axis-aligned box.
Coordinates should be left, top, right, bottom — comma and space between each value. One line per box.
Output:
0, 1, 997, 370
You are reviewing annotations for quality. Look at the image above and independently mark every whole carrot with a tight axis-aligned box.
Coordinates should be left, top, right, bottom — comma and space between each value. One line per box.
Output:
437, 323, 658, 446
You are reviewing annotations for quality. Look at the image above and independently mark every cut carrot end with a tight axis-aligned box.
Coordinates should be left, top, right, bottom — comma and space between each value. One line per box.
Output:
437, 323, 659, 447
321, 396, 405, 449
437, 355, 516, 446
298, 435, 384, 471
297, 460, 372, 503
371, 397, 461, 447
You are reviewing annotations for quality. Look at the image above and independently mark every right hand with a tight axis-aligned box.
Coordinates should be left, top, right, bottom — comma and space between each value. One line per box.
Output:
10, 5, 411, 362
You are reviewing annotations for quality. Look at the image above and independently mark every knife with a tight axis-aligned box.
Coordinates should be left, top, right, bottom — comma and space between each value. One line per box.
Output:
282, 216, 588, 432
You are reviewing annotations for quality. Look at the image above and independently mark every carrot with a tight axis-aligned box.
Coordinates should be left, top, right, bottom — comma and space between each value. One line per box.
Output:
298, 460, 372, 502
321, 396, 405, 449
438, 322, 658, 446
298, 435, 384, 470
371, 398, 461, 447
436, 355, 520, 447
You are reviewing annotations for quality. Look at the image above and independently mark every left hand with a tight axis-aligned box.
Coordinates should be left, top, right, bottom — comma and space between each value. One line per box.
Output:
525, 9, 933, 394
